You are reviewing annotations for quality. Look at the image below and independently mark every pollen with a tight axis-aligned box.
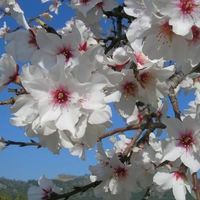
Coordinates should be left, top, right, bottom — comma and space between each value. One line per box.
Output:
177, 0, 196, 15
114, 166, 128, 179
57, 46, 74, 62
178, 130, 194, 151
51, 86, 72, 106
173, 171, 187, 182
122, 81, 138, 98
157, 21, 174, 43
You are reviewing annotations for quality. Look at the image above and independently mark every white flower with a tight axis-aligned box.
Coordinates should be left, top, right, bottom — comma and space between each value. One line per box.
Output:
162, 116, 200, 173
127, 15, 191, 65
153, 167, 192, 200
6, 29, 38, 62
31, 28, 81, 69
28, 174, 62, 200
0, 53, 19, 92
154, 0, 200, 36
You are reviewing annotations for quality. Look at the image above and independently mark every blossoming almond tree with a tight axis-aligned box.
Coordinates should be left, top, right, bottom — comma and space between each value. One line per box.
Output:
1, 0, 200, 200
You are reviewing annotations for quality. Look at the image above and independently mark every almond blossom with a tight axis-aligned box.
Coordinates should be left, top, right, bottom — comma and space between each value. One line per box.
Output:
0, 53, 20, 92
153, 167, 193, 200
28, 174, 62, 200
162, 116, 200, 173
154, 0, 200, 36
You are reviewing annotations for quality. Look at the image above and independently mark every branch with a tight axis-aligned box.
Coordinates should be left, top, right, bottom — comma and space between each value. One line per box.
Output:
168, 71, 185, 120
0, 138, 42, 148
47, 180, 101, 200
0, 97, 16, 105
98, 123, 140, 140
122, 128, 144, 157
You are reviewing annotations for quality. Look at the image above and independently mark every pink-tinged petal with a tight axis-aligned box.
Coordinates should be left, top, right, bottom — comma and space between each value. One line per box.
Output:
38, 174, 54, 189
172, 178, 186, 200
162, 140, 182, 162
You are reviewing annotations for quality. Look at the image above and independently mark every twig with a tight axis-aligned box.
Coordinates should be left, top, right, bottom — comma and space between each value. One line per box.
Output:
192, 172, 200, 200
142, 185, 153, 200
98, 123, 140, 140
47, 180, 101, 200
122, 128, 144, 157
0, 138, 42, 148
0, 97, 16, 105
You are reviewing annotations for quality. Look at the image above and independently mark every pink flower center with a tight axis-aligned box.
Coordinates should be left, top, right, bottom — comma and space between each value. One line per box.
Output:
78, 41, 88, 52
80, 0, 91, 4
42, 188, 52, 199
121, 81, 138, 97
114, 166, 128, 179
96, 2, 103, 8
134, 52, 146, 65
57, 46, 74, 62
157, 21, 174, 43
189, 25, 200, 44
178, 130, 194, 150
177, 0, 196, 15
51, 86, 72, 107
4, 64, 19, 85
28, 30, 39, 49
173, 172, 187, 182
139, 71, 153, 88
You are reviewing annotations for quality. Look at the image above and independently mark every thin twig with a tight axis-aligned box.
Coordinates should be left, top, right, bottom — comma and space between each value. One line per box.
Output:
0, 97, 16, 105
98, 123, 140, 140
0, 138, 42, 148
192, 172, 200, 200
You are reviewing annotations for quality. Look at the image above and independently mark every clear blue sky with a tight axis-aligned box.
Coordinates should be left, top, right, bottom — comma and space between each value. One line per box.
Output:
0, 0, 196, 181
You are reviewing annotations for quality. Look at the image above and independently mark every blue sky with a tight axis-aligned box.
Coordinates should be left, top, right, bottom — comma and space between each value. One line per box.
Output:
0, 0, 196, 181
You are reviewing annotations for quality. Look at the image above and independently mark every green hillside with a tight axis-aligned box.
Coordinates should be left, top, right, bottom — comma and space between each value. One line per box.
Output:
0, 175, 195, 200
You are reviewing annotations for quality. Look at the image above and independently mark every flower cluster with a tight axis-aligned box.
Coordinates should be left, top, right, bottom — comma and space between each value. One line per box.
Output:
1, 0, 200, 200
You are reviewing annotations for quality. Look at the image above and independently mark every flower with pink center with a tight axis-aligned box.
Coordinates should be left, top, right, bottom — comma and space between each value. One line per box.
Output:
113, 165, 128, 179
177, 130, 195, 151
162, 116, 200, 173
122, 81, 139, 98
0, 54, 20, 92
28, 174, 62, 200
31, 28, 81, 69
5, 29, 38, 62
90, 145, 141, 199
153, 167, 193, 200
114, 69, 144, 118
136, 63, 174, 108
155, 0, 200, 36
127, 15, 190, 64
51, 86, 72, 107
